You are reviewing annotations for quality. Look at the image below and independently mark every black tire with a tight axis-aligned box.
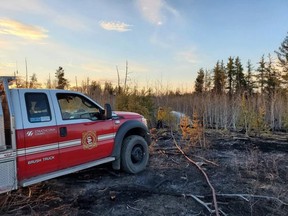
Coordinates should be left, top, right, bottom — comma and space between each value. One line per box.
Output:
121, 135, 149, 174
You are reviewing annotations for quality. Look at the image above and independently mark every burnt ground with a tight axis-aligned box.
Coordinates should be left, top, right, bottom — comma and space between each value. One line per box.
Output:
1, 129, 288, 216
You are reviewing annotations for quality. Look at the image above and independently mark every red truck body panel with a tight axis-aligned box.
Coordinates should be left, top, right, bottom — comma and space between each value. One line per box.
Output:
17, 125, 60, 180
57, 121, 115, 169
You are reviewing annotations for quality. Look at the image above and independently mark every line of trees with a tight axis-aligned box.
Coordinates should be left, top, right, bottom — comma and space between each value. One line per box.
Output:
194, 53, 285, 98
14, 66, 69, 90
11, 32, 288, 133
13, 65, 155, 124
185, 32, 288, 133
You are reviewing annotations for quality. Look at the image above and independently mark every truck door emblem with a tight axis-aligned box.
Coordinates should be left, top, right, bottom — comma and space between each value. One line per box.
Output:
82, 131, 97, 150
26, 131, 34, 136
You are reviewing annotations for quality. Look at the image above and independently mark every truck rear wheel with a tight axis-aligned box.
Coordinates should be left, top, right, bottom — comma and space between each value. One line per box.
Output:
121, 135, 149, 174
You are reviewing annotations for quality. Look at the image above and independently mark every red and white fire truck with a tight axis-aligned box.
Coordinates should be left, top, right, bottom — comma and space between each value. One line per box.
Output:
0, 76, 151, 194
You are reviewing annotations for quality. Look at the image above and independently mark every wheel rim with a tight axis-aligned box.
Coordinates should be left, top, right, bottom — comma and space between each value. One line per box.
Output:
131, 144, 144, 164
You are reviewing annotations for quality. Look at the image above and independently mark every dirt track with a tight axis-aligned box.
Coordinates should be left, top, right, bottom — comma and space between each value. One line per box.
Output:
1, 130, 288, 216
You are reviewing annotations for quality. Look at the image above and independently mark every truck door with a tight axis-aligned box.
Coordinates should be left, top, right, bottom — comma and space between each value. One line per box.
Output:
18, 91, 59, 180
52, 92, 115, 169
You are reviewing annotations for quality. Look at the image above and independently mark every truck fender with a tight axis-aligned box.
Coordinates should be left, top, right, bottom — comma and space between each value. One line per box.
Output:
111, 120, 151, 170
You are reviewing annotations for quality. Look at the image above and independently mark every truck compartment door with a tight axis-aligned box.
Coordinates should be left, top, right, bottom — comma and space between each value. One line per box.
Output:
0, 99, 17, 193
0, 150, 17, 193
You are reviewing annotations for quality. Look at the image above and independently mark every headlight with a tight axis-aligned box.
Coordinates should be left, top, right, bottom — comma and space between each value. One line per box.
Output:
141, 117, 148, 127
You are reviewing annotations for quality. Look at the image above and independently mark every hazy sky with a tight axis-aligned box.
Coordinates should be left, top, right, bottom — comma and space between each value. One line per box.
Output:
0, 0, 287, 90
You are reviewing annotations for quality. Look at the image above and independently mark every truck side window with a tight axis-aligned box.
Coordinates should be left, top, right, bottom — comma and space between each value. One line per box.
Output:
25, 93, 51, 123
57, 93, 100, 120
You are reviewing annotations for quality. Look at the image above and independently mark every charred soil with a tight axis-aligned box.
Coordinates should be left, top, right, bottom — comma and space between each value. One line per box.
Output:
1, 129, 288, 216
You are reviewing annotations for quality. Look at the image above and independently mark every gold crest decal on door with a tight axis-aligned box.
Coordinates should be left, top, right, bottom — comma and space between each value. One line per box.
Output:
82, 131, 97, 150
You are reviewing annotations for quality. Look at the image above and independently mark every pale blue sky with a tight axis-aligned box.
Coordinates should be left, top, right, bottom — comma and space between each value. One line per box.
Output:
0, 0, 287, 91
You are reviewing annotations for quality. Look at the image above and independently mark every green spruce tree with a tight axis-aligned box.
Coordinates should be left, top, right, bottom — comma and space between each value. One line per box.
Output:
245, 60, 256, 95
226, 57, 235, 98
264, 54, 281, 98
29, 73, 40, 89
275, 32, 288, 83
234, 56, 246, 94
195, 68, 205, 93
212, 61, 226, 94
256, 55, 266, 94
55, 66, 68, 89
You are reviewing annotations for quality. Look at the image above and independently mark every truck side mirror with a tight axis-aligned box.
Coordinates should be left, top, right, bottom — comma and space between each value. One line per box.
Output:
104, 103, 112, 119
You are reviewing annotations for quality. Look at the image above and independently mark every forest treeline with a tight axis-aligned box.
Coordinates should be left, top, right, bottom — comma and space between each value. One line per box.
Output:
158, 33, 288, 134
11, 33, 288, 134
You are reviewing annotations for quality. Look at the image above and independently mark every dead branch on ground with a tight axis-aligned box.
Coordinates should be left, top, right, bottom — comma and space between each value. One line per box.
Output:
170, 131, 220, 216
216, 193, 288, 206
184, 194, 215, 214
192, 155, 219, 167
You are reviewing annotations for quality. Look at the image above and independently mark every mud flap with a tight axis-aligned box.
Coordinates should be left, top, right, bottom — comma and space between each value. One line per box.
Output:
112, 158, 121, 170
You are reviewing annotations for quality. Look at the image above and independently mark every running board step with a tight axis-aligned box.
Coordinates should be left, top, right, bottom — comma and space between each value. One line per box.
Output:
21, 157, 115, 187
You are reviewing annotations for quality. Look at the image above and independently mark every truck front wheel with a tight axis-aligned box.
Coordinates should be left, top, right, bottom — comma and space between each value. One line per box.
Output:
121, 135, 149, 174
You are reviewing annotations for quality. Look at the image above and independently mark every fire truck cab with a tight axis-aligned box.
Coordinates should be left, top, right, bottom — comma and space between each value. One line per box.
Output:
0, 76, 151, 194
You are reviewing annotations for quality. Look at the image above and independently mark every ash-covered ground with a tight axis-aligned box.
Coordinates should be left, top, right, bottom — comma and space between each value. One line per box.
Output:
1, 130, 288, 216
